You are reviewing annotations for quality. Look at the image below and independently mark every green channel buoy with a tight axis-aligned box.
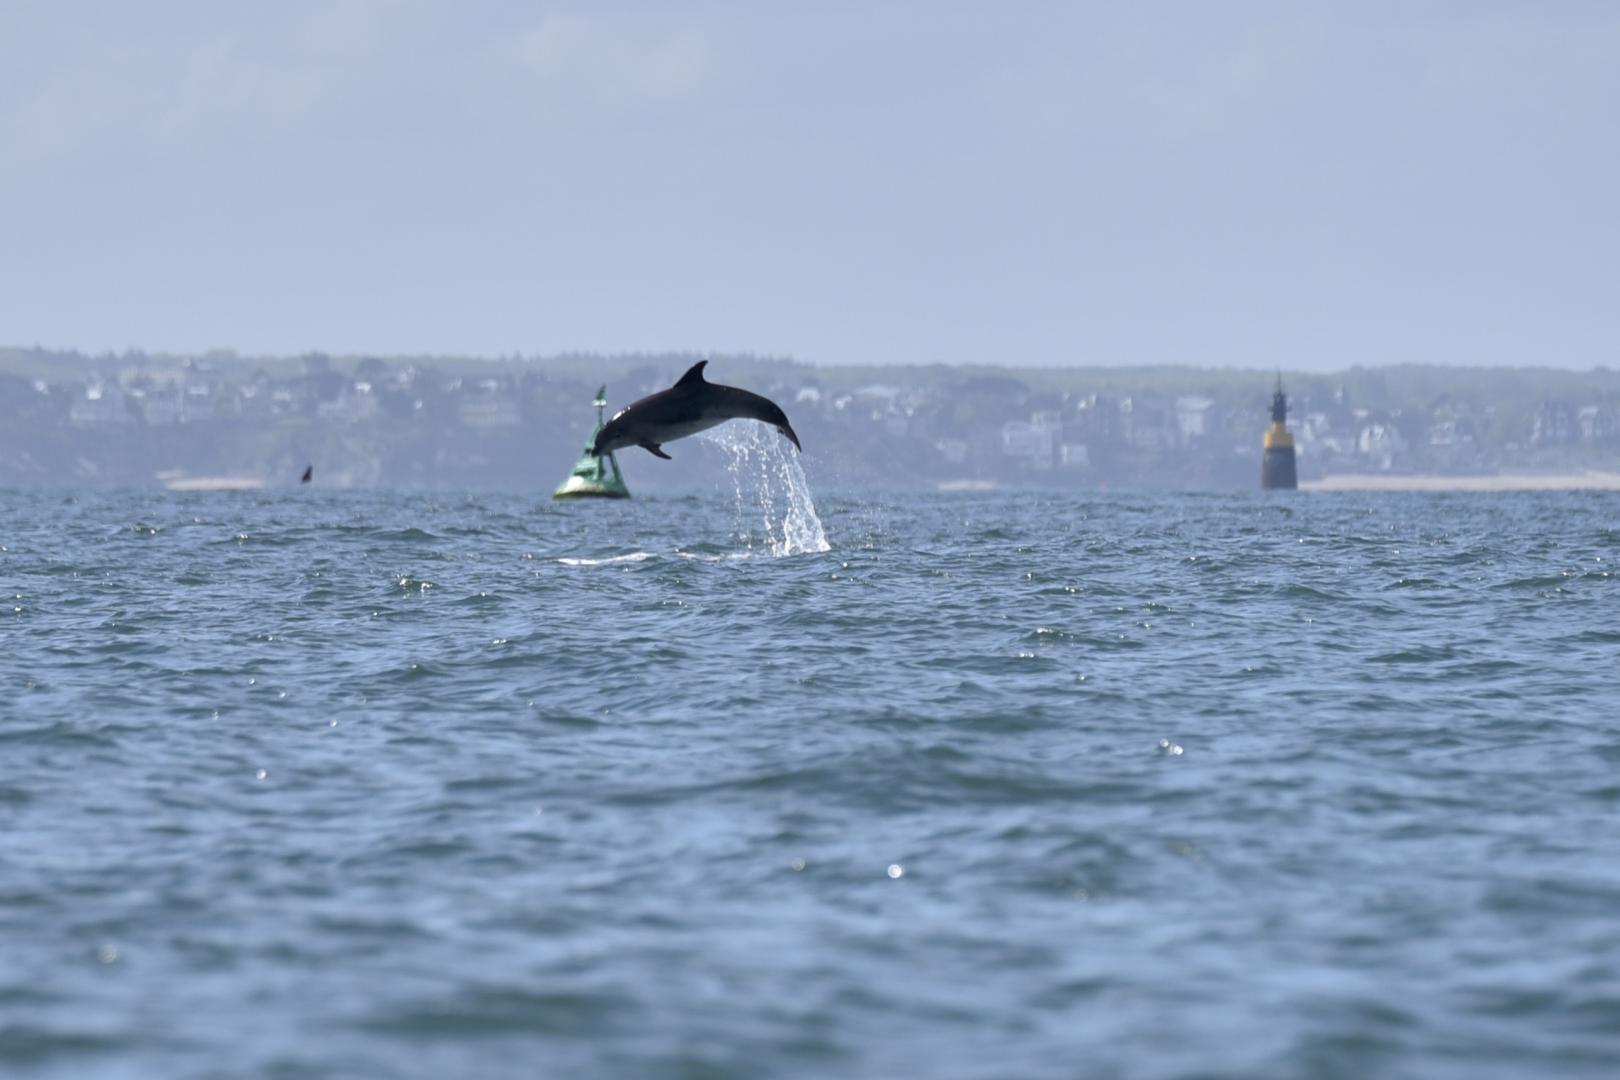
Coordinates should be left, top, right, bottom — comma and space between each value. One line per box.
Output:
554, 385, 630, 500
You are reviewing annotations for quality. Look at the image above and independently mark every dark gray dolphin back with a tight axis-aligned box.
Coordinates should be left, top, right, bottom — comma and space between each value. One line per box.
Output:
712, 384, 795, 438
591, 361, 801, 457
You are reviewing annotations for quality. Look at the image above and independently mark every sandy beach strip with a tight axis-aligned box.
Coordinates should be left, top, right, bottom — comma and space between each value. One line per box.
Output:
161, 476, 266, 491
1303, 471, 1620, 492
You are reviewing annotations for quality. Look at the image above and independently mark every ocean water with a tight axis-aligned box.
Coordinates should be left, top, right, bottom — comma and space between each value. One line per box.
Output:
3, 460, 1619, 1077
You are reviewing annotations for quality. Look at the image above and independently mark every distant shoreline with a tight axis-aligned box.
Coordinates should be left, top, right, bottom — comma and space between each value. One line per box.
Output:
1304, 471, 1620, 492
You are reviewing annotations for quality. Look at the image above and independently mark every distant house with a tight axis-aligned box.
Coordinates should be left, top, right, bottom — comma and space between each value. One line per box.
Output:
270, 388, 305, 416
140, 386, 184, 425
1068, 394, 1118, 445
1119, 397, 1175, 450
68, 382, 133, 428
1357, 423, 1407, 470
1001, 413, 1059, 470
457, 380, 521, 428
184, 384, 215, 422
1578, 404, 1614, 444
1532, 402, 1577, 446
317, 383, 381, 424
1174, 396, 1214, 442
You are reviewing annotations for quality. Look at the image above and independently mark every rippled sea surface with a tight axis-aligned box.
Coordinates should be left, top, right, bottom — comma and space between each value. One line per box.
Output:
4, 485, 1619, 1079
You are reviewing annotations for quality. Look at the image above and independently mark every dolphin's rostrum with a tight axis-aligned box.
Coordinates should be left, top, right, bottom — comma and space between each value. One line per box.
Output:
591, 362, 801, 461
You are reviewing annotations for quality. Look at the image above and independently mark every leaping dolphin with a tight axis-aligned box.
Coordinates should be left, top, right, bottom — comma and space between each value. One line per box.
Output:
591, 361, 801, 461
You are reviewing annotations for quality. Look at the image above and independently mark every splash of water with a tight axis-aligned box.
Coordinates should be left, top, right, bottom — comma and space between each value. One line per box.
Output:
698, 421, 831, 556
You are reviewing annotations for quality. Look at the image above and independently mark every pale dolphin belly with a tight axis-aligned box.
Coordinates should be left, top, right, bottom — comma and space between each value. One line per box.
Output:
656, 416, 728, 442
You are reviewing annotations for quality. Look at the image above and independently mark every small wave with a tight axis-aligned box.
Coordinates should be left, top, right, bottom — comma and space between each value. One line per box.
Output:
451, 591, 509, 606
358, 986, 624, 1038
1367, 645, 1460, 664
0, 1026, 126, 1063
1492, 575, 1572, 590
1278, 583, 1351, 603
1558, 628, 1620, 645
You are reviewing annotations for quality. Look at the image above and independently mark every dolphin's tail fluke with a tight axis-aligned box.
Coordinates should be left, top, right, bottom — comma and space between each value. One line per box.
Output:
779, 423, 802, 452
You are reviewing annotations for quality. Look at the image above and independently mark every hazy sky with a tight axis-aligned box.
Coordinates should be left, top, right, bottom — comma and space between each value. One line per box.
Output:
2, 1, 1616, 370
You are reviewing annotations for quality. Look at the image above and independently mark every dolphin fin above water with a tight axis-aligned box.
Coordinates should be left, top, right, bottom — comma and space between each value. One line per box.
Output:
591, 362, 802, 461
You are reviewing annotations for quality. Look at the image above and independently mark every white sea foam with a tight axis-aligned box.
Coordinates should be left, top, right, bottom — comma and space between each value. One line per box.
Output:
556, 552, 657, 566
699, 421, 830, 556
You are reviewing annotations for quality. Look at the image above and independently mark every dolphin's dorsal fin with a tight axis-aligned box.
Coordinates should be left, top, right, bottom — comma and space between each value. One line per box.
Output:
675, 360, 708, 387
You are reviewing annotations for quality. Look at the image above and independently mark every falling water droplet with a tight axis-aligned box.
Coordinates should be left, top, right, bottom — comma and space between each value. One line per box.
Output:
698, 421, 830, 556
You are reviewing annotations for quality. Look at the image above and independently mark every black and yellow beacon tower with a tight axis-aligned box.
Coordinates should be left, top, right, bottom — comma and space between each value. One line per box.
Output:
1260, 376, 1297, 490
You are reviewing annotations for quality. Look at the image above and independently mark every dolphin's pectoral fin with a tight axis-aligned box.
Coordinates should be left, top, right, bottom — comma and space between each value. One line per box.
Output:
675, 360, 708, 387
641, 442, 673, 460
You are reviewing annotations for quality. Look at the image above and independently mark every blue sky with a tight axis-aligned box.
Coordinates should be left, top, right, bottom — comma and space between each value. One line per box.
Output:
2, 1, 1616, 370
